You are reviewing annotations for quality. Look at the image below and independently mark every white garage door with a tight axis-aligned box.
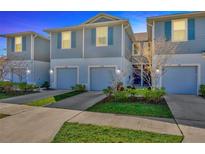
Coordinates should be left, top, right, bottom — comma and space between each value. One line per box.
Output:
162, 66, 197, 95
90, 67, 115, 91
56, 68, 77, 89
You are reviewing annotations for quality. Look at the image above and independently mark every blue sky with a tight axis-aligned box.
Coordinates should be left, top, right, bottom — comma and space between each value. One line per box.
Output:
0, 11, 188, 55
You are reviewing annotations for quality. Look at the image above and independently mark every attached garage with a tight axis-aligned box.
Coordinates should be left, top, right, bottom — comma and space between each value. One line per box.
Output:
90, 67, 115, 91
56, 67, 78, 89
162, 66, 198, 95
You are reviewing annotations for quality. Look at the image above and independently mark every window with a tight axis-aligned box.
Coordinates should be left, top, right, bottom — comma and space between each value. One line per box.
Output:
96, 27, 108, 46
15, 36, 22, 52
172, 19, 187, 42
62, 31, 71, 49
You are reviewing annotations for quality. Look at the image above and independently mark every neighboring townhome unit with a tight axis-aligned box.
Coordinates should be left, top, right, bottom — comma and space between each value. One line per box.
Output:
0, 31, 50, 85
148, 11, 205, 95
45, 13, 134, 90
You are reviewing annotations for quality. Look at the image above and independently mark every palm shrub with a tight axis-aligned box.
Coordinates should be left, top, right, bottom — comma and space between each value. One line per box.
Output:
71, 84, 86, 92
199, 85, 205, 97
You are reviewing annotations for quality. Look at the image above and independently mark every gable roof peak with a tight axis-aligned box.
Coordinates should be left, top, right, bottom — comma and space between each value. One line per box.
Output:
82, 13, 122, 24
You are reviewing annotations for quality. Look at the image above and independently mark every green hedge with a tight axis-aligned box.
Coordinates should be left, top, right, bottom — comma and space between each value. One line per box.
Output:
199, 85, 205, 97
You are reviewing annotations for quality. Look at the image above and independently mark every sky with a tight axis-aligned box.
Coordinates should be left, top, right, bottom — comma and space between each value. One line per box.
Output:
0, 11, 188, 55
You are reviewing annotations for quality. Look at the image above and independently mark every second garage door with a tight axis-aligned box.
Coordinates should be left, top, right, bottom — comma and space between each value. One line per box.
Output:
56, 68, 77, 89
90, 67, 115, 91
162, 66, 197, 95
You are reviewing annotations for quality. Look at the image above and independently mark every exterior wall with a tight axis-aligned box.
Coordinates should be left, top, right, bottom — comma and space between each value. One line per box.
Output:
34, 37, 50, 62
84, 25, 122, 58
7, 35, 31, 60
51, 30, 83, 59
50, 25, 124, 59
50, 57, 131, 90
153, 54, 205, 94
124, 30, 132, 60
5, 60, 49, 86
33, 61, 50, 85
154, 17, 205, 54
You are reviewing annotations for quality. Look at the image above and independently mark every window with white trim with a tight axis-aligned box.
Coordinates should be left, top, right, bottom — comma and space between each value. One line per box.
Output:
96, 26, 108, 46
62, 31, 71, 49
15, 36, 22, 52
172, 19, 187, 42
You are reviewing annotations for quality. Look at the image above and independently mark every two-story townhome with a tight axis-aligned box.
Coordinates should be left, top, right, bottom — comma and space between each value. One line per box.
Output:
0, 31, 50, 85
148, 11, 205, 95
45, 13, 134, 90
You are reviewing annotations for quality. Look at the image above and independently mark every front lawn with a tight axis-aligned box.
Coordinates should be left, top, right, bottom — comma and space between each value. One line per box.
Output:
0, 113, 9, 119
28, 91, 83, 106
52, 122, 183, 143
87, 101, 173, 118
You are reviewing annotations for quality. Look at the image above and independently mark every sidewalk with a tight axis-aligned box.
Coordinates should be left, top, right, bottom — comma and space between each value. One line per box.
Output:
0, 102, 182, 142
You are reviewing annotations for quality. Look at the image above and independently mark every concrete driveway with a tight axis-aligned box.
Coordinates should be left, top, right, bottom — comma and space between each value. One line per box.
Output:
1, 90, 68, 104
46, 91, 106, 111
165, 95, 205, 142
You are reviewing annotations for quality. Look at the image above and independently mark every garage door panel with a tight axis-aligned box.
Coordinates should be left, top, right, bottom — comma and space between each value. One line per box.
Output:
162, 66, 197, 95
90, 67, 115, 91
57, 68, 77, 89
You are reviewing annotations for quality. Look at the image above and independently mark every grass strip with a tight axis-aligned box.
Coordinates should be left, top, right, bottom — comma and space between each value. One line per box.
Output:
52, 122, 183, 143
0, 113, 10, 119
28, 91, 82, 106
87, 101, 173, 118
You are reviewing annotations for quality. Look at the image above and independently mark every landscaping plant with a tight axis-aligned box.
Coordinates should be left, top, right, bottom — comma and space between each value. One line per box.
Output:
103, 86, 113, 98
71, 84, 86, 92
144, 88, 166, 103
113, 90, 129, 102
41, 81, 50, 90
199, 85, 205, 97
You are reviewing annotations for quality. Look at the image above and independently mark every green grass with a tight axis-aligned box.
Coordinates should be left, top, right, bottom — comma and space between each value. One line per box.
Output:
0, 113, 9, 119
87, 101, 173, 118
52, 122, 183, 143
28, 91, 82, 106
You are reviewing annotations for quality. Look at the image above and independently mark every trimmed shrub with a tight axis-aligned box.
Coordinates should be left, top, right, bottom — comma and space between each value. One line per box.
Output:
144, 88, 166, 103
113, 90, 129, 102
0, 81, 13, 93
71, 84, 86, 92
199, 85, 205, 97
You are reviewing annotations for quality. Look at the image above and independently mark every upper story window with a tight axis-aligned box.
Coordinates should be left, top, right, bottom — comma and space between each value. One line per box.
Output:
62, 31, 71, 49
96, 26, 108, 46
15, 36, 22, 52
172, 19, 187, 42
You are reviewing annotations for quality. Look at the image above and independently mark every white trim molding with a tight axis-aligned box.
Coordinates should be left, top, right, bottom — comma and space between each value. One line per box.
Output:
87, 65, 118, 90
54, 65, 80, 88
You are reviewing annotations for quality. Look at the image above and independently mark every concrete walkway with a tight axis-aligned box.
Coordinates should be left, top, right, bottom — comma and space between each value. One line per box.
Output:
0, 102, 182, 142
165, 95, 205, 142
69, 111, 182, 136
1, 90, 68, 104
0, 103, 81, 142
46, 91, 106, 110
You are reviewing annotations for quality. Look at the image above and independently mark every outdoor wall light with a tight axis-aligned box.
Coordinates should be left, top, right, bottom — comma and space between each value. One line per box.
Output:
116, 69, 121, 74
49, 69, 54, 74
26, 69, 31, 74
156, 68, 160, 73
